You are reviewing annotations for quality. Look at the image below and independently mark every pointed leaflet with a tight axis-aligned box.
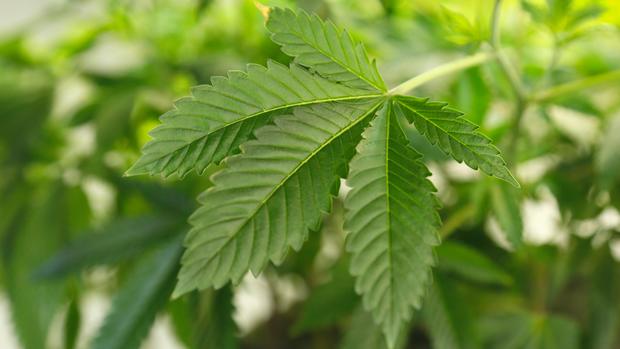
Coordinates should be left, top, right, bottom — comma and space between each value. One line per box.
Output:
126, 61, 379, 177
344, 102, 441, 347
267, 7, 386, 92
174, 100, 384, 296
395, 95, 519, 187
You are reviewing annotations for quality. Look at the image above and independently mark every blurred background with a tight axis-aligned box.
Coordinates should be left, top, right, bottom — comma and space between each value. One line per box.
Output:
1, 0, 620, 348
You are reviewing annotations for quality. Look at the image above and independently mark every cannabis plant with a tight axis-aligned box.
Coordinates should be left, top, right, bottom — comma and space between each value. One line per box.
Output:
127, 7, 517, 347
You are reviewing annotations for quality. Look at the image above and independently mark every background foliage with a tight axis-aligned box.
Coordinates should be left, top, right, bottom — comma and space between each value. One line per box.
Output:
1, 0, 620, 348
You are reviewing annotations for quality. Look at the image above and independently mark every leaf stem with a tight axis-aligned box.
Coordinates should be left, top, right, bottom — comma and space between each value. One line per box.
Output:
533, 70, 620, 103
388, 51, 495, 95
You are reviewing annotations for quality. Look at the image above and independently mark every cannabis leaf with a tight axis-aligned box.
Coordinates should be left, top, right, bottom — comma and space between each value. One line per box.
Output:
344, 102, 440, 346
127, 6, 519, 348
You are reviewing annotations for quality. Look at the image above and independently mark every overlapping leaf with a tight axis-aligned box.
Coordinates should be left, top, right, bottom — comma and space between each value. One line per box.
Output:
344, 102, 441, 347
127, 61, 379, 177
267, 8, 386, 91
395, 95, 518, 187
174, 100, 383, 295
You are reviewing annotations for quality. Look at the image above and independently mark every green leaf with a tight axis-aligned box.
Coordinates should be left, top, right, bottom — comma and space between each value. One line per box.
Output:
395, 95, 519, 187
2, 183, 87, 349
339, 307, 407, 349
490, 182, 523, 248
126, 61, 379, 177
481, 312, 580, 349
64, 298, 80, 349
436, 241, 512, 286
267, 7, 386, 92
586, 249, 620, 349
36, 215, 182, 279
422, 275, 480, 349
200, 286, 239, 349
293, 258, 358, 334
596, 114, 620, 188
344, 102, 440, 348
92, 239, 182, 349
174, 100, 384, 296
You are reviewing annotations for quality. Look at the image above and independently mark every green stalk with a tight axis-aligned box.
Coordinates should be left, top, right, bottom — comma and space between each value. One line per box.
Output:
388, 51, 495, 95
533, 70, 620, 102
491, 0, 527, 166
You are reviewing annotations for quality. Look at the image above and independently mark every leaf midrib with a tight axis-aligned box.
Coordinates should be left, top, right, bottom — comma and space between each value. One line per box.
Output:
383, 102, 397, 329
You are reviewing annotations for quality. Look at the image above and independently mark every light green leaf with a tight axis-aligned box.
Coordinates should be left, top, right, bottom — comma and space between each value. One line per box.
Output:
126, 61, 379, 177
436, 241, 512, 286
92, 239, 182, 349
174, 100, 384, 296
422, 275, 479, 349
267, 7, 386, 92
344, 101, 440, 348
395, 95, 519, 187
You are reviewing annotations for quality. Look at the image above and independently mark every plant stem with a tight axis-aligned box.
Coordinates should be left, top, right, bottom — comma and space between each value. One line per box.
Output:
533, 69, 620, 102
439, 204, 476, 239
388, 51, 495, 95
490, 1, 527, 102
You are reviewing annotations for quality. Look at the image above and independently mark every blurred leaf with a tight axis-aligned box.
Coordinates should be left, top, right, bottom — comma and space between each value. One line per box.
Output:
585, 248, 620, 349
2, 183, 76, 349
490, 182, 523, 248
92, 238, 182, 349
455, 67, 490, 126
64, 298, 81, 349
596, 114, 620, 188
339, 307, 407, 349
436, 241, 512, 286
293, 259, 358, 334
36, 215, 183, 279
422, 275, 480, 349
481, 311, 580, 349
199, 286, 239, 349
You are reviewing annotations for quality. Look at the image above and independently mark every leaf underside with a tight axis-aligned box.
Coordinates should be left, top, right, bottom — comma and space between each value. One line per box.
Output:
344, 102, 441, 347
174, 100, 383, 295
